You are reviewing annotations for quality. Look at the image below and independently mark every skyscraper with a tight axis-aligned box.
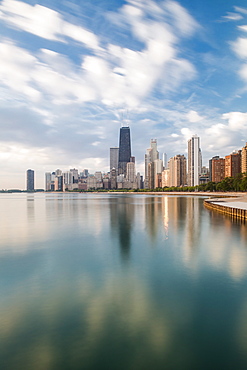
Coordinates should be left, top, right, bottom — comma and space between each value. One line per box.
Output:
144, 139, 159, 188
225, 151, 241, 178
209, 156, 219, 181
154, 159, 163, 188
26, 169, 34, 192
70, 168, 79, 183
188, 135, 202, 186
126, 162, 136, 183
162, 153, 168, 169
118, 126, 131, 176
168, 155, 187, 187
45, 172, 52, 191
110, 147, 119, 172
212, 157, 225, 183
241, 143, 247, 173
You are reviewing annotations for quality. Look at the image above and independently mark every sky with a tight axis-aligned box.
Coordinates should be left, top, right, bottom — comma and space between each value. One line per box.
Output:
1, 0, 247, 189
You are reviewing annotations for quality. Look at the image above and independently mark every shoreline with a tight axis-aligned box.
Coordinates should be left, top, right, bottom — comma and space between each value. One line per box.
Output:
4, 190, 247, 200
87, 191, 247, 198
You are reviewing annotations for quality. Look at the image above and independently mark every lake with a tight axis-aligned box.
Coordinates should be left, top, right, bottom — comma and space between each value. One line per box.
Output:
1, 193, 247, 369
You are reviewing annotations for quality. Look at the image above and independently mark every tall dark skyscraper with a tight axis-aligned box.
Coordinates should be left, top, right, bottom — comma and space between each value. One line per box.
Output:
118, 126, 131, 176
26, 169, 34, 192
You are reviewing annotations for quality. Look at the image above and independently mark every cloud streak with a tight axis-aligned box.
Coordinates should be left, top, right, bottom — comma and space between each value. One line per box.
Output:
0, 0, 101, 50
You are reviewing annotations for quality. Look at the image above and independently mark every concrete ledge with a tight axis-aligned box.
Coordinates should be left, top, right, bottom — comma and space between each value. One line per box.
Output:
204, 197, 247, 220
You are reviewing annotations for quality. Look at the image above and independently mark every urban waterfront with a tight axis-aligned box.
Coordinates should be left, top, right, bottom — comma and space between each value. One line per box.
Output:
1, 193, 247, 370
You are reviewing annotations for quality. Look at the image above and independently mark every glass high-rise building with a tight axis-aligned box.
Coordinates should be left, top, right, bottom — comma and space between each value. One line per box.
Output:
118, 126, 131, 176
110, 147, 119, 172
26, 169, 34, 192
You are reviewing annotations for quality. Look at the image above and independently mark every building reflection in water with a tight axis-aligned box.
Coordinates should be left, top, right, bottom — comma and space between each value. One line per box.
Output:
206, 208, 247, 281
109, 196, 134, 260
26, 195, 35, 221
184, 197, 202, 260
144, 196, 199, 247
144, 196, 163, 243
162, 196, 169, 240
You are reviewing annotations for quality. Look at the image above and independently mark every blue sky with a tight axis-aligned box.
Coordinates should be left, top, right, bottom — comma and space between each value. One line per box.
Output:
1, 0, 247, 189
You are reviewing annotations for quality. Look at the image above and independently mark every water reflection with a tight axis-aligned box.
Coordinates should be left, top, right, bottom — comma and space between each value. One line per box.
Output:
184, 197, 201, 261
109, 196, 134, 260
26, 195, 35, 221
144, 197, 161, 242
162, 197, 169, 239
1, 194, 247, 369
0, 272, 174, 370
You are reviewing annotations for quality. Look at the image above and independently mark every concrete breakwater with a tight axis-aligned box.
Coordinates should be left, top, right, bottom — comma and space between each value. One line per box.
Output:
204, 196, 247, 220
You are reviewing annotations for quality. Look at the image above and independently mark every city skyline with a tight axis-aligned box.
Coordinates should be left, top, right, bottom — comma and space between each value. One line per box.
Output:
1, 0, 247, 189
42, 133, 247, 192
3, 131, 247, 190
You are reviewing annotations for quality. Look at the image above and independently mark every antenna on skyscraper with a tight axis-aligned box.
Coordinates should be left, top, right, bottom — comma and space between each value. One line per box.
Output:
118, 108, 130, 127
121, 111, 124, 127
126, 109, 130, 127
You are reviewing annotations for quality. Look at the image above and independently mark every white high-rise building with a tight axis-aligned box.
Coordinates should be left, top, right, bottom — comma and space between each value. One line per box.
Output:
95, 171, 103, 181
70, 168, 79, 183
154, 159, 163, 188
144, 139, 159, 188
188, 135, 202, 186
154, 159, 163, 175
126, 162, 136, 183
63, 171, 73, 186
55, 169, 62, 176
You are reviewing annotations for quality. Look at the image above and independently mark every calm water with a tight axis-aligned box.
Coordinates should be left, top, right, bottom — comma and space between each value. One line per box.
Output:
1, 193, 247, 370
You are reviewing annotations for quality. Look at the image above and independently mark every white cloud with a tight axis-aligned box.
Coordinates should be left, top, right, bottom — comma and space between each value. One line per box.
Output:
222, 111, 247, 130
232, 37, 247, 59
204, 123, 231, 149
0, 0, 101, 50
186, 110, 204, 123
0, 42, 99, 105
181, 127, 194, 141
123, 4, 144, 18
62, 22, 102, 51
103, 0, 197, 103
0, 41, 41, 101
222, 12, 243, 21
238, 25, 247, 32
164, 0, 199, 35
231, 28, 247, 88
234, 6, 247, 15
239, 64, 247, 81
0, 0, 63, 40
